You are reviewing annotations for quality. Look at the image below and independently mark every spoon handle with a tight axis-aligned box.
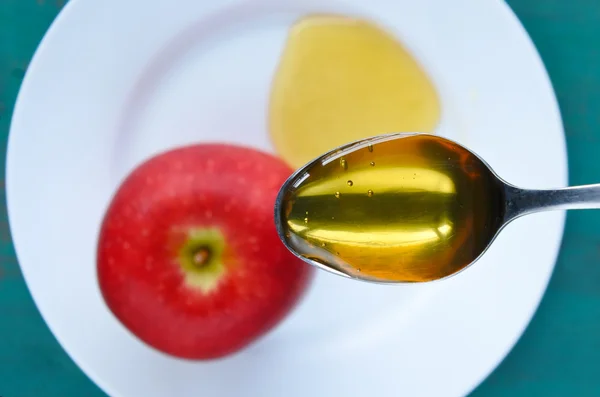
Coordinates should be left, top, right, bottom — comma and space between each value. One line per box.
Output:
504, 184, 600, 222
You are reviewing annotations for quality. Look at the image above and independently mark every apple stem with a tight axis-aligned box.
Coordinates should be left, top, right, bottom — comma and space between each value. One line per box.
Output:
192, 247, 211, 268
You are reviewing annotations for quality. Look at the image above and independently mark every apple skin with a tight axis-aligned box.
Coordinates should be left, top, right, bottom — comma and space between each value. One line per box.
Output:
97, 143, 314, 360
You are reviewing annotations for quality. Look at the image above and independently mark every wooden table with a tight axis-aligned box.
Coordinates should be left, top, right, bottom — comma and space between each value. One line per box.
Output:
1, 1, 598, 396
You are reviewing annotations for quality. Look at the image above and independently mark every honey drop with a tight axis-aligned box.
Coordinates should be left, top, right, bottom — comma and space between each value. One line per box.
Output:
269, 15, 441, 168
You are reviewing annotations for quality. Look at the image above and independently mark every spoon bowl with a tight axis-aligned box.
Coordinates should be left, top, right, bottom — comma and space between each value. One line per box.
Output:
274, 133, 600, 283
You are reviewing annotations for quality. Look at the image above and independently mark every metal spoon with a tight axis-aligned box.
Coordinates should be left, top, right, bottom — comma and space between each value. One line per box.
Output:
274, 132, 597, 284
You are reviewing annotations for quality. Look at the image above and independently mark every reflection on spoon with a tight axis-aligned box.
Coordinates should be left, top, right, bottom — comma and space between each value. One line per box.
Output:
274, 133, 599, 283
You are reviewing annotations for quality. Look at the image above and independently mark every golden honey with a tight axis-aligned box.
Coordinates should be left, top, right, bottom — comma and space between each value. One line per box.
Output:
277, 134, 505, 282
269, 15, 441, 168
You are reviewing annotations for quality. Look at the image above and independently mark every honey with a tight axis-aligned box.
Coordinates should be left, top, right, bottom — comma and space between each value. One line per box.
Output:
277, 134, 505, 282
269, 15, 441, 168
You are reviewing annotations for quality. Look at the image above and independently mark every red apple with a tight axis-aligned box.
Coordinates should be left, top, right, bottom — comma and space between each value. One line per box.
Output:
97, 143, 314, 359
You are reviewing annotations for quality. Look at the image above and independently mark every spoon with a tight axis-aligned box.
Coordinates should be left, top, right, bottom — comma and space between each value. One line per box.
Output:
274, 132, 597, 284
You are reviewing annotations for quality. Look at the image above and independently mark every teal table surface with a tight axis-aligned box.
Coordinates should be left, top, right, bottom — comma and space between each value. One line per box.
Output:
1, 0, 600, 396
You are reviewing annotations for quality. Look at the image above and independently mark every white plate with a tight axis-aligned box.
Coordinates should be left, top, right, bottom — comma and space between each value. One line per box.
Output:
6, 0, 567, 396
